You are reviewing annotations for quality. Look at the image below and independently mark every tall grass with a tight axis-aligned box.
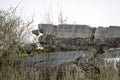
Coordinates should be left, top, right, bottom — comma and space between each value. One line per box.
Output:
0, 55, 119, 80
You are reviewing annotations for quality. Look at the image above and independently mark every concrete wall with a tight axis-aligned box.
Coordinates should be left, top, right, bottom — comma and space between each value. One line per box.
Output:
38, 24, 55, 35
94, 26, 120, 39
38, 24, 120, 39
37, 24, 120, 52
38, 24, 94, 38
56, 24, 94, 38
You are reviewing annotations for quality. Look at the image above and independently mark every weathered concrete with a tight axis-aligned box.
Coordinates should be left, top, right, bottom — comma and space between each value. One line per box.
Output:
24, 51, 93, 67
103, 48, 120, 58
94, 48, 120, 70
56, 24, 94, 38
38, 35, 94, 52
38, 24, 120, 39
36, 24, 120, 53
94, 26, 120, 39
32, 30, 39, 36
38, 24, 94, 38
38, 24, 56, 35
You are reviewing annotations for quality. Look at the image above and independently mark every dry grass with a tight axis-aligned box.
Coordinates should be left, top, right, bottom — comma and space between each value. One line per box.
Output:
0, 54, 119, 80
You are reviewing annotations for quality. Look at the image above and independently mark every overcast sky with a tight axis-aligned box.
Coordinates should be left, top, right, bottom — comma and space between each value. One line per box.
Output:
0, 0, 120, 27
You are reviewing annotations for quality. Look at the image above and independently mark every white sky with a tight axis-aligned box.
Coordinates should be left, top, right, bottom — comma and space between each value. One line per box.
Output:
0, 0, 120, 27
